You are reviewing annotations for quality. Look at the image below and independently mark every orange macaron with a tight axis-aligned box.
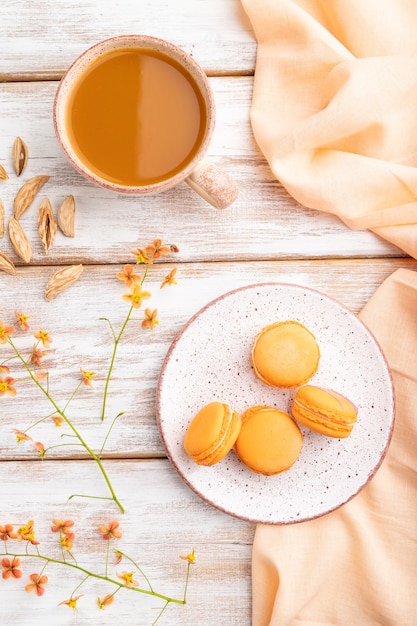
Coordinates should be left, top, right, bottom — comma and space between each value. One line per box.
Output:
234, 405, 303, 475
184, 401, 242, 466
251, 320, 320, 389
291, 385, 358, 438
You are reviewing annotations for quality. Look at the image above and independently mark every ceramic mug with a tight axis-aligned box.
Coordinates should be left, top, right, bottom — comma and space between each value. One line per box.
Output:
53, 34, 238, 209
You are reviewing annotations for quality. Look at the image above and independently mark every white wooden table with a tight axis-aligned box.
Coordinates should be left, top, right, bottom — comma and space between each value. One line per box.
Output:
0, 2, 415, 624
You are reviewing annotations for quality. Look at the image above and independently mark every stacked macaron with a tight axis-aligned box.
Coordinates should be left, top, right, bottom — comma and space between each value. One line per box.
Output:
183, 319, 359, 475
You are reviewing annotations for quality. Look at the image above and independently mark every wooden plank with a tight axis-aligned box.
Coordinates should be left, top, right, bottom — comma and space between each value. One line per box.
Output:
0, 457, 253, 625
1, 257, 415, 463
1, 0, 256, 79
0, 80, 402, 266
1, 4, 409, 626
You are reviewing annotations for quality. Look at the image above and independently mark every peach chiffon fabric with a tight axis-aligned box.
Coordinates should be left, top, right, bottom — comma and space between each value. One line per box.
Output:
241, 0, 417, 258
241, 4, 417, 621
250, 269, 417, 625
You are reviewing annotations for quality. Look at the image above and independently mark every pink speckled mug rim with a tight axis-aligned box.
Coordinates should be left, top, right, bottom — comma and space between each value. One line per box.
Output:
53, 35, 216, 194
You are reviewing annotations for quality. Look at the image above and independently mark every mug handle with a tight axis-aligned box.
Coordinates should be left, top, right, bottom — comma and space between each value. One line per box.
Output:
186, 161, 239, 209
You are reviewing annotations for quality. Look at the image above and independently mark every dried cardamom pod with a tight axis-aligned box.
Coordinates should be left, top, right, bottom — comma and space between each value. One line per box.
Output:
13, 136, 28, 177
57, 194, 75, 237
0, 251, 16, 275
45, 264, 84, 301
0, 198, 4, 238
14, 174, 49, 219
38, 197, 57, 254
8, 216, 32, 263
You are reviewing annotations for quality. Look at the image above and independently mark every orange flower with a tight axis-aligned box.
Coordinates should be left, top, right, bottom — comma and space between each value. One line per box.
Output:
34, 370, 48, 381
34, 328, 53, 348
34, 441, 45, 459
25, 573, 48, 596
122, 283, 151, 309
0, 364, 10, 373
51, 519, 74, 535
17, 520, 39, 545
13, 429, 32, 443
131, 239, 175, 264
0, 524, 17, 541
15, 311, 30, 331
60, 533, 74, 551
0, 376, 16, 397
114, 550, 123, 565
80, 368, 95, 387
2, 557, 22, 580
58, 594, 83, 610
98, 593, 115, 609
116, 264, 141, 287
116, 570, 138, 588
180, 549, 196, 564
52, 415, 64, 427
0, 321, 14, 344
130, 247, 153, 265
30, 345, 44, 367
98, 520, 122, 541
160, 268, 177, 289
141, 308, 159, 330
145, 239, 170, 260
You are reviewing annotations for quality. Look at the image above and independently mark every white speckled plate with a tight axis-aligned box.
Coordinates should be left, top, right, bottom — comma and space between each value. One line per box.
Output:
156, 283, 395, 524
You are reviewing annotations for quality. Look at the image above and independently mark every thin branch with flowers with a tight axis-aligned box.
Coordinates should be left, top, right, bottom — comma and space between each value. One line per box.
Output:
101, 238, 178, 422
0, 519, 195, 624
0, 239, 179, 513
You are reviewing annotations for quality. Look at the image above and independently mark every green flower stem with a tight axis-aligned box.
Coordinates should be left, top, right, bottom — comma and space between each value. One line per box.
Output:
39, 560, 48, 577
117, 549, 154, 593
23, 410, 57, 433
100, 263, 150, 422
70, 574, 89, 596
152, 600, 169, 626
183, 562, 192, 603
99, 411, 124, 458
42, 443, 84, 454
105, 539, 110, 577
8, 338, 125, 514
67, 494, 120, 504
100, 305, 134, 422
62, 380, 83, 413
0, 551, 186, 605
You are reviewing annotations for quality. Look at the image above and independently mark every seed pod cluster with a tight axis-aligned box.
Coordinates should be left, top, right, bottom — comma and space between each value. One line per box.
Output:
0, 137, 82, 299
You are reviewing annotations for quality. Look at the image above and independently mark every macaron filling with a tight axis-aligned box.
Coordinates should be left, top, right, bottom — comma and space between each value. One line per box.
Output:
192, 405, 235, 464
291, 386, 358, 438
184, 402, 241, 465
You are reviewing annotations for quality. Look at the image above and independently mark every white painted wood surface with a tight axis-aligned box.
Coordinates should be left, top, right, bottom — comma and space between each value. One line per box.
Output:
1, 0, 256, 78
0, 1, 412, 624
0, 79, 401, 267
